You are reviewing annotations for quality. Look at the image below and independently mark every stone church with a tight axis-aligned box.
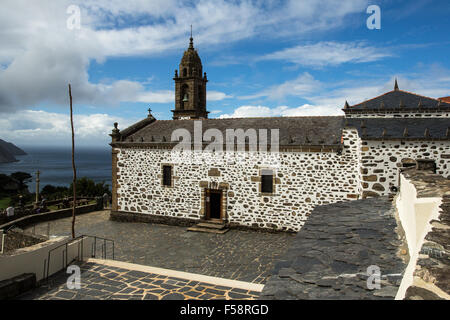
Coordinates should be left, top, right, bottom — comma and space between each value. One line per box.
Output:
109, 36, 450, 232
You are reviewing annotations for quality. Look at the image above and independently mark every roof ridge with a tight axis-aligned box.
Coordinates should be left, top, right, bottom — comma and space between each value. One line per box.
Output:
350, 90, 394, 108
396, 89, 449, 104
350, 89, 449, 108
152, 115, 344, 122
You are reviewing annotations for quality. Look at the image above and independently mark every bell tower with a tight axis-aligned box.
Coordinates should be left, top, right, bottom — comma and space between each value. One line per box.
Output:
172, 32, 208, 120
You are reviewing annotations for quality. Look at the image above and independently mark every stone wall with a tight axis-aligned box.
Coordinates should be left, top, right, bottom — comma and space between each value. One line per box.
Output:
112, 124, 450, 231
343, 128, 364, 196
1, 230, 47, 253
114, 131, 360, 232
360, 140, 450, 198
0, 200, 103, 231
395, 169, 450, 300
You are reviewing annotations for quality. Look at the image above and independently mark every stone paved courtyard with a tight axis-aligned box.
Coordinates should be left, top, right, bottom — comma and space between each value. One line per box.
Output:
25, 211, 294, 284
18, 261, 260, 300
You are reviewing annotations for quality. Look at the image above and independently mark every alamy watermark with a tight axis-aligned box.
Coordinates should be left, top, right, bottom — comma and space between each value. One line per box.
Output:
66, 265, 81, 289
366, 5, 381, 30
169, 120, 281, 167
67, 5, 81, 30
366, 265, 381, 290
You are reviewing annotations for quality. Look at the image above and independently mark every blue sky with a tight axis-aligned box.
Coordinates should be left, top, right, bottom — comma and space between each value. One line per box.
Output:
0, 0, 449, 147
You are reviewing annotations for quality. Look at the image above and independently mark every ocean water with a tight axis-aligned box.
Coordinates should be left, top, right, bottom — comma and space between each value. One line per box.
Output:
0, 146, 111, 192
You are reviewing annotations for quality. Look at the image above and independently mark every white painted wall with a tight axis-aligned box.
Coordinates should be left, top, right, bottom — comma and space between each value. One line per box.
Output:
395, 173, 442, 299
0, 236, 94, 282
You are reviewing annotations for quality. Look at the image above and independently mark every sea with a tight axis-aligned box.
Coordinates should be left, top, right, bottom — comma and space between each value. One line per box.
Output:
0, 146, 111, 192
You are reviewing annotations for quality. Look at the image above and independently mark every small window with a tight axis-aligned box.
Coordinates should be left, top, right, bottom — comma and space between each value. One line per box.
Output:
183, 68, 187, 77
261, 169, 273, 193
163, 165, 172, 187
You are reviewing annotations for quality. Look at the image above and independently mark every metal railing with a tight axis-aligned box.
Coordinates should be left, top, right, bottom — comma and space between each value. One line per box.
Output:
43, 234, 114, 281
5, 224, 17, 233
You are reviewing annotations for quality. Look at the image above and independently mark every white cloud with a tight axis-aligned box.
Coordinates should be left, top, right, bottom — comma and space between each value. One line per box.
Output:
0, 110, 135, 146
240, 72, 321, 100
260, 41, 391, 67
208, 91, 233, 101
0, 0, 369, 112
221, 68, 450, 119
135, 90, 173, 103
219, 104, 343, 118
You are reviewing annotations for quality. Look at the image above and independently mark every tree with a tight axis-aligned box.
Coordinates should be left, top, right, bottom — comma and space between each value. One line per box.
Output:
10, 172, 32, 190
41, 184, 69, 200
69, 177, 110, 197
0, 174, 17, 196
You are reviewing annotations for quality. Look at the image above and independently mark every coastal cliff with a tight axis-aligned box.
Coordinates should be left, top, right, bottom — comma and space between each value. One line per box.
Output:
0, 139, 26, 163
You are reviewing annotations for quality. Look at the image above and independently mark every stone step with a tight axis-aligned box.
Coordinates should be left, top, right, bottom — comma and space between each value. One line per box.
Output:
199, 219, 225, 225
187, 226, 229, 234
196, 222, 226, 230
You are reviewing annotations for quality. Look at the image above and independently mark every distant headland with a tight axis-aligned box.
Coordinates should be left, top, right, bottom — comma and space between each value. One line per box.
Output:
0, 139, 27, 163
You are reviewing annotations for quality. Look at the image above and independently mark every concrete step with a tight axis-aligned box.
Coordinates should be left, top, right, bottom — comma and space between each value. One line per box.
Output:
199, 219, 225, 225
196, 222, 226, 230
187, 226, 229, 234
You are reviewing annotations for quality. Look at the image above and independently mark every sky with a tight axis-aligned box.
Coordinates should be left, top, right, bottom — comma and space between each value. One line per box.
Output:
0, 0, 449, 148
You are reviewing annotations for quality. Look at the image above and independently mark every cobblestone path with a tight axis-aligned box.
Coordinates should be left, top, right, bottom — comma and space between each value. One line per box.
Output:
18, 261, 261, 300
25, 211, 294, 284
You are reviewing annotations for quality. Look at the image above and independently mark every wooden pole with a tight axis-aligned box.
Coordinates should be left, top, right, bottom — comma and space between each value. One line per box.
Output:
69, 84, 77, 239
35, 170, 40, 204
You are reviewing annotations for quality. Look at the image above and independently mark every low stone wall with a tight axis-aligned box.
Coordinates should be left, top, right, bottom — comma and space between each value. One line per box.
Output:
396, 169, 450, 300
0, 199, 103, 231
110, 211, 197, 227
0, 197, 98, 225
111, 210, 294, 233
2, 230, 47, 253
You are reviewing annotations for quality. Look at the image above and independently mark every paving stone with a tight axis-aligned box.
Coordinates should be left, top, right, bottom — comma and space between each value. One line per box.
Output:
161, 293, 185, 300
23, 210, 293, 285
19, 261, 259, 301
143, 293, 159, 300
54, 290, 77, 299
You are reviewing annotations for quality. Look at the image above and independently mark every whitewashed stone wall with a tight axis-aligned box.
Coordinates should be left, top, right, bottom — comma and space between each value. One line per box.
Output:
113, 124, 449, 231
360, 140, 450, 197
343, 128, 364, 196
114, 134, 360, 232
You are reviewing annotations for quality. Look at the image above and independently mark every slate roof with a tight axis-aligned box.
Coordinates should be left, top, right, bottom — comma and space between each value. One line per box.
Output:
345, 118, 450, 140
116, 116, 345, 146
344, 89, 450, 113
260, 197, 408, 300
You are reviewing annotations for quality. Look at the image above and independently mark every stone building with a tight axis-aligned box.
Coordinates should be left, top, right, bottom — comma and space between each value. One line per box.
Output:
110, 38, 450, 232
